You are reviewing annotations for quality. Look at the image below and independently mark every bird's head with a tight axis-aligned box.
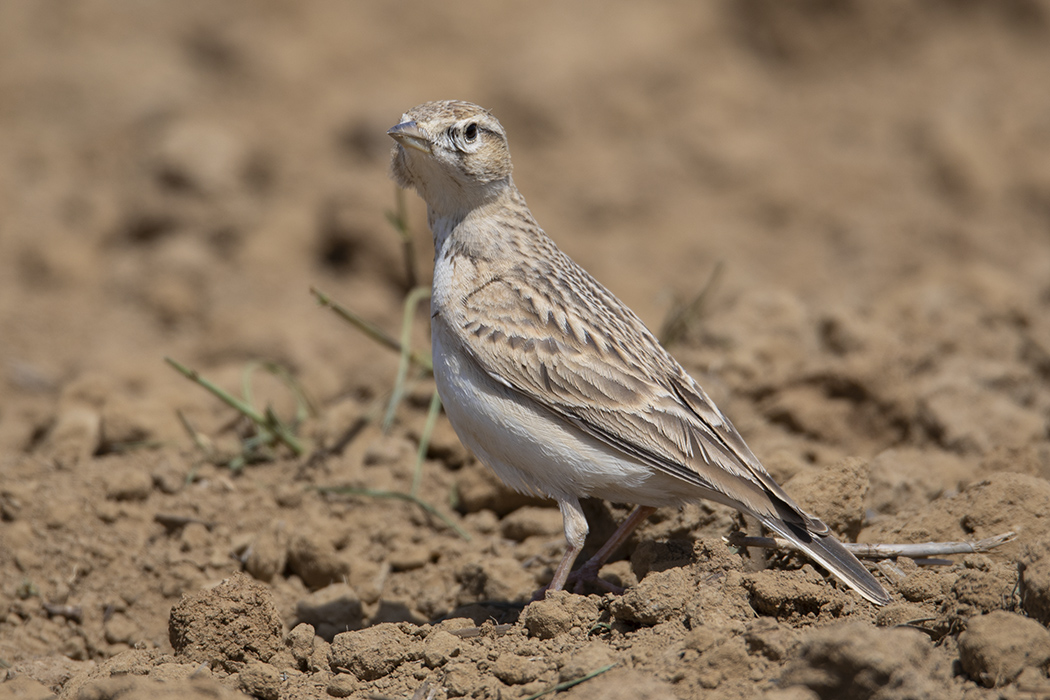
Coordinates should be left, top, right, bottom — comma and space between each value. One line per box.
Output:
388, 101, 512, 217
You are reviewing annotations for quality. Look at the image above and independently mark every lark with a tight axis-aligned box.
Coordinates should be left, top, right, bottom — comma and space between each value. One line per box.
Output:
388, 100, 890, 605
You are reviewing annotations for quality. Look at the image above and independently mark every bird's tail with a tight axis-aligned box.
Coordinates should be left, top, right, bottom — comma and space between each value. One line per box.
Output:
758, 516, 891, 606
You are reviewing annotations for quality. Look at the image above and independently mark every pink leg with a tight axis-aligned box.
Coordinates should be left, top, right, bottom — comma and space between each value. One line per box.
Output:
546, 498, 590, 592
565, 505, 657, 593
538, 504, 658, 598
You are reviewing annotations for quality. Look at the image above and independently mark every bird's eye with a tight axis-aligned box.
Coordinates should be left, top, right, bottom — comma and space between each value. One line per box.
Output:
463, 122, 479, 142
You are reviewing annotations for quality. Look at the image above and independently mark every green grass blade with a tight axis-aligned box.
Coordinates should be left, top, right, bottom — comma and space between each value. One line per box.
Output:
311, 286, 433, 372
411, 389, 442, 498
382, 286, 432, 432
165, 357, 305, 456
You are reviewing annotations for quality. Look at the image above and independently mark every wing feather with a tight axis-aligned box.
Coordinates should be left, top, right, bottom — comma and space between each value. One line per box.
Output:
444, 244, 820, 530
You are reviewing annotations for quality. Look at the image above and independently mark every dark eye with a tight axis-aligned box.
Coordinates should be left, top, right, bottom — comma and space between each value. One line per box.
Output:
463, 122, 479, 142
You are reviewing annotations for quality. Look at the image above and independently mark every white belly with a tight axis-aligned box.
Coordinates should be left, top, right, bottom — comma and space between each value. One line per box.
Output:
431, 317, 689, 507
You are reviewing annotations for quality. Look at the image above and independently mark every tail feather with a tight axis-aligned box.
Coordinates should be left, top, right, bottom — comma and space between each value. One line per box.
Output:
759, 516, 891, 606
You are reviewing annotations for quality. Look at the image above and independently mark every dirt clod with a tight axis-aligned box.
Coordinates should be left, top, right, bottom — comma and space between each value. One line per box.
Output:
294, 583, 364, 641
422, 629, 462, 668
102, 463, 154, 502
287, 533, 351, 591
491, 653, 547, 685
780, 622, 951, 700
744, 567, 850, 621
611, 567, 695, 625
286, 623, 316, 669
328, 623, 420, 681
1019, 533, 1050, 625
523, 591, 600, 639
785, 457, 869, 540
557, 641, 618, 682
168, 572, 284, 668
325, 673, 357, 698
0, 676, 54, 700
244, 523, 289, 583
238, 659, 281, 700
958, 610, 1050, 688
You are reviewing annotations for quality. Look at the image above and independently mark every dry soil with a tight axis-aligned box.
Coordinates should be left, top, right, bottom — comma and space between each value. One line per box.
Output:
3, 2, 1050, 699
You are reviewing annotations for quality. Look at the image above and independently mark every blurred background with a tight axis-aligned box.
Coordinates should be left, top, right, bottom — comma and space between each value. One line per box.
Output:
2, 1, 1049, 456
3, 0, 1050, 689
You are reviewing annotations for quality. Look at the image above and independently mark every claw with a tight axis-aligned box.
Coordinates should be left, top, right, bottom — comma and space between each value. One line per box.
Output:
531, 564, 625, 600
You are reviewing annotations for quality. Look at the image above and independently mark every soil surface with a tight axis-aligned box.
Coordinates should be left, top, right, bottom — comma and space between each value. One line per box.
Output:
3, 2, 1050, 699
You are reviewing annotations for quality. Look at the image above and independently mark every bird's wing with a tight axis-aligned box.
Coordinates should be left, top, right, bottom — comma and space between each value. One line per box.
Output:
443, 248, 823, 532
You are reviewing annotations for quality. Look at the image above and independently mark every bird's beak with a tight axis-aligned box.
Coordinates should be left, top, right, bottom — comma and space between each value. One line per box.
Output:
388, 120, 431, 154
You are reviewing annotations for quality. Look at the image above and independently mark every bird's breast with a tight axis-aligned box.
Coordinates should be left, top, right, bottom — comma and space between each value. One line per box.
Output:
429, 302, 692, 508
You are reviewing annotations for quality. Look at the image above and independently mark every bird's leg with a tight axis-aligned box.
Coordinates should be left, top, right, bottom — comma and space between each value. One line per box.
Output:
545, 498, 589, 593
564, 505, 657, 593
536, 503, 659, 599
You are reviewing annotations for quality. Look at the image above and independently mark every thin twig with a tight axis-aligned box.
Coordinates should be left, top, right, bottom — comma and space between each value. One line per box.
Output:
724, 531, 1016, 561
318, 486, 470, 541
520, 663, 617, 700
448, 623, 515, 639
310, 286, 433, 372
42, 603, 83, 623
154, 513, 217, 531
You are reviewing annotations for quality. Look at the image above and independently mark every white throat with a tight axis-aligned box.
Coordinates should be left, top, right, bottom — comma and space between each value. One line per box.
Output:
430, 211, 459, 257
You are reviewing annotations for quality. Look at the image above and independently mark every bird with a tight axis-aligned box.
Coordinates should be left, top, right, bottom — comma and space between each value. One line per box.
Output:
387, 100, 890, 606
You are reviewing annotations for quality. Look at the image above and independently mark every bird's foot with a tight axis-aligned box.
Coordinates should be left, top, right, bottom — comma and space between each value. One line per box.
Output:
531, 562, 624, 601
